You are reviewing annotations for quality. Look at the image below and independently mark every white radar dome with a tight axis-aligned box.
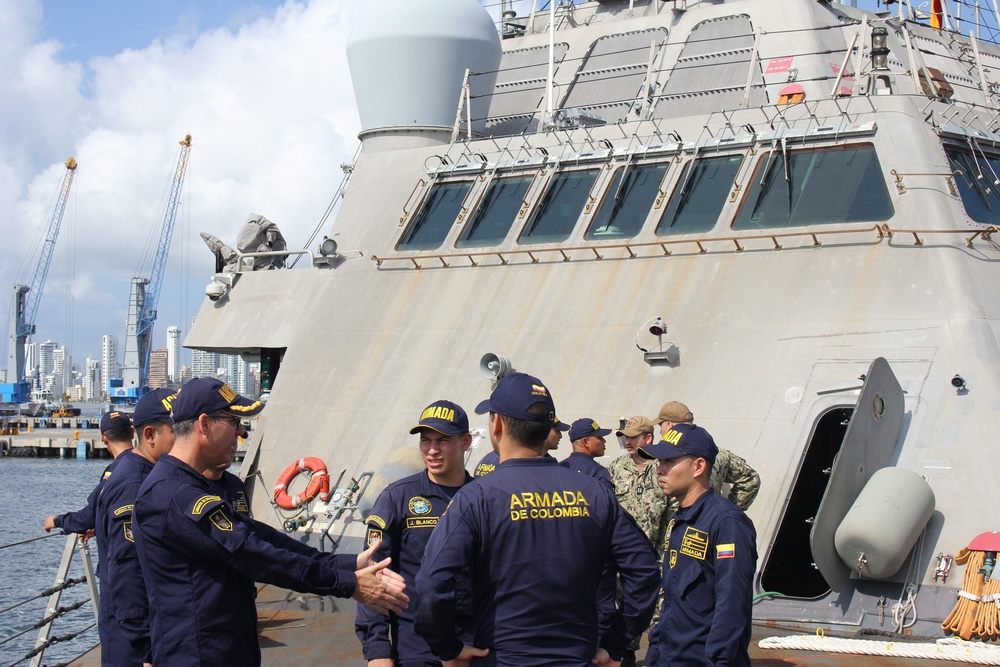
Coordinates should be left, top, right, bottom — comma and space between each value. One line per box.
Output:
347, 0, 502, 135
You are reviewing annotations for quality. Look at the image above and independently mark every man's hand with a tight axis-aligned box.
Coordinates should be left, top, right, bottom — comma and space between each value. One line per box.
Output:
592, 648, 621, 666
80, 529, 95, 544
368, 660, 394, 667
353, 557, 409, 615
443, 645, 490, 667
357, 536, 381, 570
43, 516, 57, 532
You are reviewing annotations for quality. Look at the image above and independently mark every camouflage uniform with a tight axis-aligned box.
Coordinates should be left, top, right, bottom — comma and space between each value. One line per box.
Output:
608, 454, 673, 552
661, 448, 760, 549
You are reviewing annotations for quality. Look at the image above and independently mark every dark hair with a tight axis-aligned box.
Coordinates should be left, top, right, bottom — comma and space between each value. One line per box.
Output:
172, 417, 197, 439
499, 402, 552, 448
139, 421, 173, 435
104, 424, 134, 443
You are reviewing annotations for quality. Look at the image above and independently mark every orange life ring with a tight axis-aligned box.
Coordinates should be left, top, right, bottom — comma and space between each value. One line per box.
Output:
273, 457, 331, 510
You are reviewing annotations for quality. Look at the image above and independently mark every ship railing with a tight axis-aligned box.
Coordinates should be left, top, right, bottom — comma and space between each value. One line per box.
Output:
0, 533, 98, 667
371, 223, 998, 269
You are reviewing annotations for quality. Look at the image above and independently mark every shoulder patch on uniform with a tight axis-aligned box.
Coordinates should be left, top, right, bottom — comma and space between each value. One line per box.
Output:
366, 514, 387, 529
209, 508, 234, 531
103, 471, 113, 479
716, 543, 735, 559
679, 526, 708, 560
366, 528, 382, 547
123, 521, 134, 543
191, 495, 223, 516
114, 504, 134, 516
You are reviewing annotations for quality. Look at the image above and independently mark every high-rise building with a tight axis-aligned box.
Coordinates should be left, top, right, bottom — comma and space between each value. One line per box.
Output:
220, 354, 249, 394
52, 346, 70, 399
166, 325, 181, 384
148, 348, 169, 389
83, 358, 101, 401
191, 348, 218, 379
39, 341, 57, 376
178, 365, 193, 385
102, 335, 120, 395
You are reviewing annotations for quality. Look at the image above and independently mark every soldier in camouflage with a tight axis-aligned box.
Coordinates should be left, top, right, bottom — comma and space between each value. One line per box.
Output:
608, 414, 668, 667
657, 401, 761, 548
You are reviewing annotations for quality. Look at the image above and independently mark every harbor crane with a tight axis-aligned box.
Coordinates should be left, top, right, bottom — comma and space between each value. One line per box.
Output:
114, 135, 192, 403
1, 158, 78, 405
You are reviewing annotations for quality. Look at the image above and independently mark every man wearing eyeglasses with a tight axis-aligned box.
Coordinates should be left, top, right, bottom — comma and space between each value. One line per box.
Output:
133, 377, 409, 667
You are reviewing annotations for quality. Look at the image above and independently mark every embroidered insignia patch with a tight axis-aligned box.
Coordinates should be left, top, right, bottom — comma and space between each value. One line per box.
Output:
209, 509, 233, 532
232, 492, 249, 514
114, 504, 134, 516
124, 521, 134, 543
366, 528, 382, 547
669, 549, 678, 569
408, 496, 432, 516
406, 517, 438, 529
191, 495, 222, 516
679, 526, 709, 560
366, 514, 387, 529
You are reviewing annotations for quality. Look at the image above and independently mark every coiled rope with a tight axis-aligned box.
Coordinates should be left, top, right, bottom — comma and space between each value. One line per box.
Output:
758, 635, 1000, 664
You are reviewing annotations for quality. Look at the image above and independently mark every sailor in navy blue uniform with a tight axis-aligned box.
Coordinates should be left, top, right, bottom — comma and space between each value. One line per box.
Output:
44, 411, 135, 537
638, 423, 757, 667
356, 399, 475, 667
561, 418, 613, 488
415, 373, 660, 667
474, 417, 568, 477
133, 377, 409, 667
561, 418, 617, 640
96, 388, 176, 666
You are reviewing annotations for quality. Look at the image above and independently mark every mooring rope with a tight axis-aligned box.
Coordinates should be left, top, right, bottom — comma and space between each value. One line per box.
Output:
758, 634, 1000, 664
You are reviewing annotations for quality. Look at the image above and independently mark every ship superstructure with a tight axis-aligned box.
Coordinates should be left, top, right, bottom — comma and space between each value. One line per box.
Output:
187, 0, 1000, 643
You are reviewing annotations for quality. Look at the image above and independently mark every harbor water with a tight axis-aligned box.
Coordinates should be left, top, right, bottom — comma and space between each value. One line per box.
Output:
0, 458, 106, 666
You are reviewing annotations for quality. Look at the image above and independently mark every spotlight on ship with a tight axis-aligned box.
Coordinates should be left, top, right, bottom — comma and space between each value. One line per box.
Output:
480, 353, 514, 381
951, 374, 968, 393
649, 317, 667, 336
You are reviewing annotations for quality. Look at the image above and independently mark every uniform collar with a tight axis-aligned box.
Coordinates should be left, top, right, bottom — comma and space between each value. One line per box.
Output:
497, 456, 559, 467
159, 453, 214, 487
673, 487, 716, 520
419, 468, 473, 494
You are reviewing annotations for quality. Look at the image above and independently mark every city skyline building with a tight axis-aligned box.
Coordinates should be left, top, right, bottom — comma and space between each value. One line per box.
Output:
83, 358, 101, 401
149, 348, 168, 389
167, 325, 180, 383
102, 334, 119, 397
192, 347, 218, 379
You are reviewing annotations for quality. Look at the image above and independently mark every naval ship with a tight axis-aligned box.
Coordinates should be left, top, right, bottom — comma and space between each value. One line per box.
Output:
164, 0, 1000, 661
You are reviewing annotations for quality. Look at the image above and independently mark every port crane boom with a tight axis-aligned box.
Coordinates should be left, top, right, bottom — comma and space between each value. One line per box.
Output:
2, 158, 77, 404
116, 135, 191, 401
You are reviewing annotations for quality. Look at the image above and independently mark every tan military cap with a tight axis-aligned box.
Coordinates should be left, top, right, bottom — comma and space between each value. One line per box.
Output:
616, 415, 655, 437
657, 400, 693, 424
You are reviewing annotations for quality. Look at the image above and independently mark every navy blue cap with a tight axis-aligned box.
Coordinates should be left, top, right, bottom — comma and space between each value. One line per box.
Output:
638, 422, 718, 464
409, 400, 470, 435
171, 377, 264, 423
553, 416, 570, 432
100, 410, 132, 433
474, 372, 555, 423
568, 418, 612, 441
133, 388, 177, 428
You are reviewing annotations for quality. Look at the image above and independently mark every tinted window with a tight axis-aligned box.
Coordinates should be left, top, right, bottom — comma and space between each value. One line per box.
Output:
946, 148, 1000, 225
457, 175, 534, 248
733, 144, 893, 229
398, 181, 472, 250
521, 169, 599, 244
657, 155, 742, 235
586, 163, 668, 240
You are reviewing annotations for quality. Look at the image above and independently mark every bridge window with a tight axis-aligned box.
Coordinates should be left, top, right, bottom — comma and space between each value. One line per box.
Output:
657, 155, 743, 235
520, 169, 599, 245
733, 144, 893, 229
398, 181, 473, 251
587, 163, 668, 240
457, 175, 535, 248
946, 148, 1000, 225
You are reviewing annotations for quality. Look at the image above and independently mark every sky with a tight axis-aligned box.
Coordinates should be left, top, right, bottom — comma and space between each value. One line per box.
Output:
0, 0, 940, 377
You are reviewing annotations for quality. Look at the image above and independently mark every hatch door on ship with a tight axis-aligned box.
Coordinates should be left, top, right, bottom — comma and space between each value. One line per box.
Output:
809, 357, 904, 592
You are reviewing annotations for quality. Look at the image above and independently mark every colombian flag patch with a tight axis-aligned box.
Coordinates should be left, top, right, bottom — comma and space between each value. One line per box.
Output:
716, 543, 735, 559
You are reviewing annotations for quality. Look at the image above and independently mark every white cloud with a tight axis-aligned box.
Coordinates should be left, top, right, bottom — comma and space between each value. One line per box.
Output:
1, 0, 363, 369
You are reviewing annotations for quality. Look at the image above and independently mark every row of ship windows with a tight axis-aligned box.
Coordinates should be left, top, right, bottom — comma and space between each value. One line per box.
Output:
397, 144, 896, 252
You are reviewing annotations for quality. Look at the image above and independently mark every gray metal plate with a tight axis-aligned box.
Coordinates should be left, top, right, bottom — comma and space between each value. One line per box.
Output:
810, 357, 904, 592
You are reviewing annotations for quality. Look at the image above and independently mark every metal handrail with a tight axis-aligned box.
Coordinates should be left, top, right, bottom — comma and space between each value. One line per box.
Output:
370, 223, 999, 268
0, 533, 98, 667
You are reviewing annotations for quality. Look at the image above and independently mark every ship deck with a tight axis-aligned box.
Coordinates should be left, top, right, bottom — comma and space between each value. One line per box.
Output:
67, 585, 979, 667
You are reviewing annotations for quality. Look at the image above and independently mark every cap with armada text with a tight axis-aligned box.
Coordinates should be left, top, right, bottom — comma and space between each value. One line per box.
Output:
410, 400, 470, 435
133, 388, 177, 428
616, 415, 655, 437
568, 418, 612, 442
171, 377, 265, 423
657, 400, 693, 424
474, 372, 555, 423
100, 410, 132, 433
638, 422, 718, 464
